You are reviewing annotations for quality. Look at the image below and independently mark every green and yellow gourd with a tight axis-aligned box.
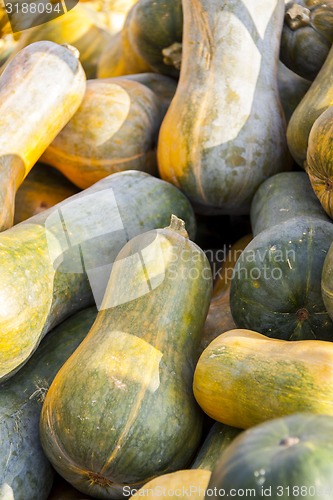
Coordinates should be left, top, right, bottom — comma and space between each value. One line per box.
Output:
40, 215, 212, 498
14, 163, 79, 224
0, 40, 86, 231
306, 105, 333, 219
2, 4, 113, 78
287, 39, 333, 167
230, 171, 333, 341
281, 1, 333, 81
0, 307, 97, 500
157, 0, 290, 215
41, 78, 163, 189
207, 414, 333, 498
194, 329, 333, 429
0, 170, 196, 383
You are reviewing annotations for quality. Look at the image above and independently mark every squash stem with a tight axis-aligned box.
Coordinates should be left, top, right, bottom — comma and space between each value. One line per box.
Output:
285, 4, 311, 30
167, 214, 189, 238
162, 42, 182, 70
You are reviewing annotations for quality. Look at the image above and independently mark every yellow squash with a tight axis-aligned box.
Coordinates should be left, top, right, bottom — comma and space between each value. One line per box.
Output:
0, 40, 86, 231
194, 329, 333, 429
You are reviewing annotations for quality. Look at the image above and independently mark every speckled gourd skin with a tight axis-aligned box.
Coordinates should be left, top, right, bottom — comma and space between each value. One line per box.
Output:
0, 40, 86, 231
0, 307, 97, 500
207, 413, 333, 498
39, 221, 212, 499
157, 0, 290, 215
230, 172, 333, 341
287, 40, 333, 167
194, 330, 333, 429
41, 79, 163, 189
0, 171, 196, 383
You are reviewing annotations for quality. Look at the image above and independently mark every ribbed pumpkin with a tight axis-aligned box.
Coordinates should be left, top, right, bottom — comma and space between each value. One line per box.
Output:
230, 171, 333, 341
0, 40, 86, 231
157, 0, 290, 215
281, 1, 333, 81
41, 78, 162, 189
40, 216, 212, 498
306, 105, 333, 219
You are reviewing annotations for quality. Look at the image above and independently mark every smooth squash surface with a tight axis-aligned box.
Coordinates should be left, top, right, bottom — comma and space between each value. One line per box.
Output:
158, 0, 290, 215
0, 307, 97, 500
40, 217, 212, 499
194, 329, 333, 429
0, 171, 195, 383
0, 40, 86, 231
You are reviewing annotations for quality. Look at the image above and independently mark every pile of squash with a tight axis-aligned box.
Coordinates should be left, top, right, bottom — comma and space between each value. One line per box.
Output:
3, 0, 333, 498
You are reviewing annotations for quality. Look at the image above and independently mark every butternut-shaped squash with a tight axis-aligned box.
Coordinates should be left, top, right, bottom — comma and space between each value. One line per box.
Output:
193, 329, 333, 429
2, 4, 112, 78
0, 40, 86, 231
287, 41, 333, 167
306, 105, 333, 219
157, 0, 290, 215
14, 163, 79, 224
0, 170, 196, 383
41, 78, 162, 189
40, 216, 212, 498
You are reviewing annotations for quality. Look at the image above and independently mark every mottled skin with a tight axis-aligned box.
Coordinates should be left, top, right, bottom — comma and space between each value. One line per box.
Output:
0, 307, 97, 500
194, 330, 333, 429
208, 413, 333, 499
40, 220, 212, 499
230, 172, 333, 341
42, 79, 163, 189
287, 37, 333, 167
0, 171, 196, 382
191, 422, 242, 471
158, 0, 290, 215
306, 106, 333, 219
14, 163, 79, 225
281, 1, 333, 81
0, 40, 86, 231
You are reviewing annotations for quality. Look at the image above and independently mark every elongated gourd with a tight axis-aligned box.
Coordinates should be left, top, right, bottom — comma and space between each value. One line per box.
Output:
0, 170, 195, 383
287, 41, 333, 167
0, 40, 86, 231
193, 329, 333, 429
157, 0, 290, 215
2, 4, 113, 78
40, 216, 212, 499
0, 307, 97, 500
230, 172, 333, 341
41, 78, 162, 189
14, 163, 79, 224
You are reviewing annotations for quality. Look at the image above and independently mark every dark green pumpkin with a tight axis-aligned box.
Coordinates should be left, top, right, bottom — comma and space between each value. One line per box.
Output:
281, 1, 333, 81
191, 423, 242, 471
277, 61, 311, 123
40, 216, 212, 499
0, 307, 97, 500
230, 171, 333, 340
128, 0, 182, 78
0, 170, 195, 383
207, 413, 333, 499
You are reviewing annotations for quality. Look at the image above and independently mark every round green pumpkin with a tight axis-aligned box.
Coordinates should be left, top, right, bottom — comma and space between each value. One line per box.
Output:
230, 172, 333, 341
207, 413, 333, 499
